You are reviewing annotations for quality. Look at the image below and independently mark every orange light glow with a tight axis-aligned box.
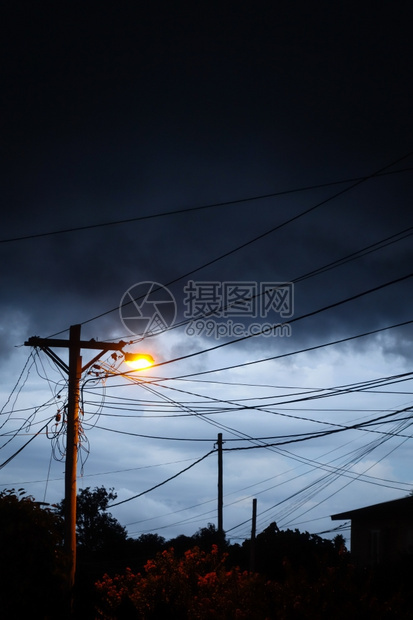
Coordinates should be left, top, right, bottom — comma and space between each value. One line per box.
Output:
124, 353, 155, 370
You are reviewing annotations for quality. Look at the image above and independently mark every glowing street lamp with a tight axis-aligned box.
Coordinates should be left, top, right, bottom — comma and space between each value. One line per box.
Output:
123, 352, 155, 370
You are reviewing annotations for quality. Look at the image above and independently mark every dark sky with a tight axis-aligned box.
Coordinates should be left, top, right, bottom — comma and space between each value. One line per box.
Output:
2, 3, 413, 336
1, 2, 413, 541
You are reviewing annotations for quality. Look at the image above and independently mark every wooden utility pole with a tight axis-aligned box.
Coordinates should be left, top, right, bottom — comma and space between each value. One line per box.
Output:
217, 433, 223, 536
25, 325, 128, 611
65, 324, 82, 593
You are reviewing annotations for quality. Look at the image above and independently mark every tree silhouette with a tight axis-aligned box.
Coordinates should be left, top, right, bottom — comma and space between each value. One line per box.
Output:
56, 486, 129, 617
241, 522, 347, 581
56, 486, 127, 553
0, 488, 65, 617
192, 522, 227, 551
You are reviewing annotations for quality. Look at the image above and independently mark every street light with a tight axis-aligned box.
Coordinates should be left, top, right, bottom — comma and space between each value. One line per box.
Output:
24, 325, 155, 614
123, 352, 155, 370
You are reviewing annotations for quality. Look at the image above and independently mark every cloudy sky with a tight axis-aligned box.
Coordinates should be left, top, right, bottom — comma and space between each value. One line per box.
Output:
1, 2, 413, 545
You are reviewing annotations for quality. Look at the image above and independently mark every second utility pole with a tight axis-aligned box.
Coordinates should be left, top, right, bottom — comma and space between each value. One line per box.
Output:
217, 433, 223, 536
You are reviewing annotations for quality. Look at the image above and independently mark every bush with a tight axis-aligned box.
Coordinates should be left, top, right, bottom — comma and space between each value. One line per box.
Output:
95, 545, 272, 619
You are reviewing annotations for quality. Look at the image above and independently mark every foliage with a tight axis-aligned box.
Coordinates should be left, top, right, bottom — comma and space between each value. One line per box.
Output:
167, 523, 226, 557
0, 488, 66, 617
126, 533, 166, 570
192, 522, 227, 551
241, 523, 346, 581
56, 486, 127, 552
95, 545, 272, 619
55, 486, 129, 618
12, 485, 404, 619
95, 539, 413, 619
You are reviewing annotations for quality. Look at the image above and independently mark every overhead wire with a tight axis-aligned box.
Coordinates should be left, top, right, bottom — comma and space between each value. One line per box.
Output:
7, 154, 413, 538
108, 449, 216, 508
80, 370, 413, 424
88, 364, 410, 536
280, 430, 412, 530
4, 354, 408, 536
232, 409, 413, 536
2, 165, 411, 245
228, 425, 408, 539
160, 318, 413, 381
140, 370, 413, 428
140, 271, 413, 374
271, 426, 412, 533
0, 419, 53, 470
81, 359, 413, 448
129, 417, 412, 537
45, 152, 413, 336
0, 455, 202, 488
122, 219, 413, 345
220, 406, 413, 451
208, 401, 413, 536
23, 326, 412, 532
0, 352, 35, 432
79, 211, 413, 352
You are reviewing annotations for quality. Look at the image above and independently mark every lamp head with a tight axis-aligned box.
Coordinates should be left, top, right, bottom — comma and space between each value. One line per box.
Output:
124, 352, 155, 370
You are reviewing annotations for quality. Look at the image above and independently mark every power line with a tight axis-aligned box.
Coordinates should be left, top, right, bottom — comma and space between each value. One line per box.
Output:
0, 419, 52, 470
86, 213, 413, 348
2, 165, 412, 245
228, 416, 412, 536
0, 353, 35, 427
163, 318, 413, 381
273, 416, 413, 530
141, 221, 413, 344
222, 406, 413, 451
279, 432, 412, 530
139, 371, 413, 426
108, 449, 216, 508
47, 152, 413, 335
90, 424, 214, 441
139, 271, 413, 376
0, 456, 200, 487
83, 370, 413, 408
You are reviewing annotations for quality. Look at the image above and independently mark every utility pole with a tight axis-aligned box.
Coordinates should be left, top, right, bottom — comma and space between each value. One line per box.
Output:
65, 324, 81, 594
25, 325, 129, 612
250, 498, 257, 572
217, 433, 223, 536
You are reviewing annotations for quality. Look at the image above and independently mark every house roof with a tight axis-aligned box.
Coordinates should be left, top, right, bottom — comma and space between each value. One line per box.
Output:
331, 495, 413, 521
